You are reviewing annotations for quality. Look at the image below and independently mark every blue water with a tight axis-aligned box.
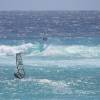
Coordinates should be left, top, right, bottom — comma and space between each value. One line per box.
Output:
0, 11, 100, 100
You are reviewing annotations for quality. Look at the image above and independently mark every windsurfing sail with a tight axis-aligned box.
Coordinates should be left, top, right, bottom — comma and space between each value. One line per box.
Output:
14, 53, 25, 79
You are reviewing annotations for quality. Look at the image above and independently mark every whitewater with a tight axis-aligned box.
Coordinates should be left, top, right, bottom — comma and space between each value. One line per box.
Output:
0, 43, 100, 58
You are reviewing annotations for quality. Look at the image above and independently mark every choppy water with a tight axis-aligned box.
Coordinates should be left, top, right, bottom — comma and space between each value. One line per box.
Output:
0, 11, 100, 100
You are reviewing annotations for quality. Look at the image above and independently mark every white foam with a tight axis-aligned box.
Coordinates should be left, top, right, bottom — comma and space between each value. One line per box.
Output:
0, 43, 41, 56
42, 45, 100, 58
20, 78, 71, 94
0, 43, 100, 58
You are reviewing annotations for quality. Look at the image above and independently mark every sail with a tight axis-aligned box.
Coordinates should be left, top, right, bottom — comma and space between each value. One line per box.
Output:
16, 53, 23, 69
14, 53, 25, 79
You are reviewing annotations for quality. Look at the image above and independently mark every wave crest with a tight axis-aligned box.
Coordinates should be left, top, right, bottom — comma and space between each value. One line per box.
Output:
0, 43, 100, 58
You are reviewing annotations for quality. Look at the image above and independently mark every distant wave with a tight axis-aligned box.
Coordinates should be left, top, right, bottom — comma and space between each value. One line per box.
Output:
0, 43, 45, 56
41, 45, 100, 58
0, 42, 100, 58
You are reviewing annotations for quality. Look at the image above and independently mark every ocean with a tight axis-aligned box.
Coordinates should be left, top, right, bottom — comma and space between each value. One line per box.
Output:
0, 11, 100, 100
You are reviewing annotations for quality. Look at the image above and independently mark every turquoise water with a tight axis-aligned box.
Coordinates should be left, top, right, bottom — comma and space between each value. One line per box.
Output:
0, 11, 100, 100
0, 38, 100, 100
0, 65, 100, 100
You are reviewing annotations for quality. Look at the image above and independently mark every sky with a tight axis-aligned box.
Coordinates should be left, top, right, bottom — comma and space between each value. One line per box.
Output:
0, 0, 100, 11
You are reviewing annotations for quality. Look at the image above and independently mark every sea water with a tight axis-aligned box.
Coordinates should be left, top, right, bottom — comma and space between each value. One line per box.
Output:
0, 11, 100, 100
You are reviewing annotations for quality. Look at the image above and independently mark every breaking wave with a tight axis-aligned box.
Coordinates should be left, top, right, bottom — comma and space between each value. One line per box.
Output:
0, 42, 100, 58
0, 42, 45, 56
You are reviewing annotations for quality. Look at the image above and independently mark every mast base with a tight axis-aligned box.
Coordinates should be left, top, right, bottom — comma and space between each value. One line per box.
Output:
14, 72, 25, 79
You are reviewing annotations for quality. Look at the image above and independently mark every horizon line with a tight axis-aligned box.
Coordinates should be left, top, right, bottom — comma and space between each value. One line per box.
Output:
0, 10, 100, 12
